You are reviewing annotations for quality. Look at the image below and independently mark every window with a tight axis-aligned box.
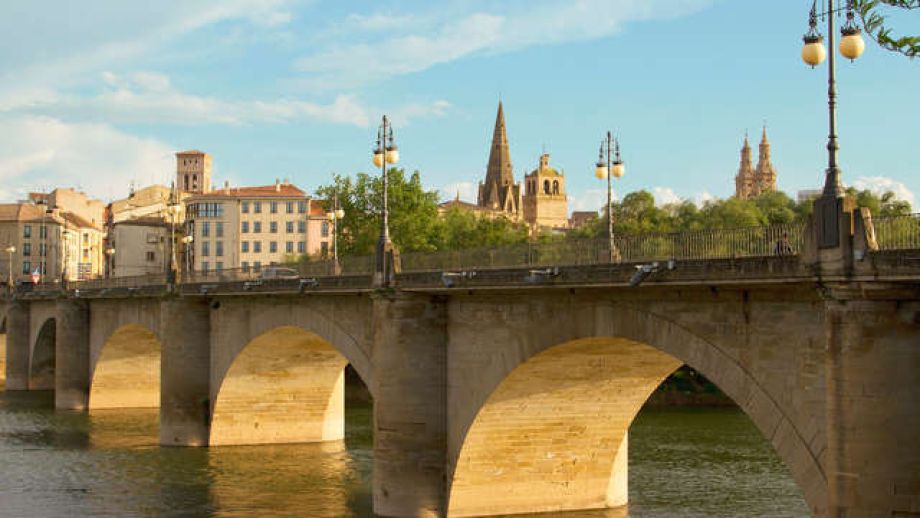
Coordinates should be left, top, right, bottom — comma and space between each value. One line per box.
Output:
22, 261, 31, 274
285, 241, 293, 254
201, 221, 210, 237
39, 243, 46, 257
22, 243, 31, 257
216, 241, 223, 257
83, 233, 89, 244
270, 221, 278, 233
146, 251, 156, 262
321, 221, 330, 237
286, 202, 294, 214
254, 201, 262, 214
242, 201, 250, 214
253, 241, 262, 253
242, 261, 250, 272
216, 222, 224, 238
253, 261, 262, 272
201, 262, 209, 273
298, 201, 307, 214
39, 225, 47, 239
241, 221, 249, 233
201, 241, 210, 257
253, 222, 262, 233
286, 221, 294, 233
297, 220, 306, 233
188, 203, 224, 218
320, 241, 329, 258
216, 262, 223, 271
269, 241, 277, 253
241, 241, 249, 253
297, 241, 305, 254
270, 201, 278, 214
23, 225, 31, 238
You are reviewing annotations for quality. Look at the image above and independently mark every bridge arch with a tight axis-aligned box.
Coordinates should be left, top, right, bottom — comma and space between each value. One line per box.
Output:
89, 324, 161, 409
210, 325, 366, 446
29, 318, 55, 390
447, 302, 823, 517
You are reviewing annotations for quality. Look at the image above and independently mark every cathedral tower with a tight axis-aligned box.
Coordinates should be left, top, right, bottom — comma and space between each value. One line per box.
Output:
754, 126, 777, 195
176, 150, 212, 194
477, 102, 521, 218
523, 153, 569, 229
735, 135, 755, 199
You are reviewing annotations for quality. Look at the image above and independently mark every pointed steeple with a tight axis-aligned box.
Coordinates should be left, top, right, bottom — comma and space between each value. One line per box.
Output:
754, 124, 777, 194
479, 101, 515, 209
735, 133, 755, 199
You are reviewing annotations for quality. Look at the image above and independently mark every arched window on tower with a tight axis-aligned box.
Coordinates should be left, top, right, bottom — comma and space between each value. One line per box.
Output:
543, 180, 550, 194
552, 180, 559, 195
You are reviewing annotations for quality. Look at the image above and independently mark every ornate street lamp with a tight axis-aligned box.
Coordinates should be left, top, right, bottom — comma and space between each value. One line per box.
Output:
801, 0, 865, 248
326, 189, 345, 275
181, 235, 194, 279
595, 131, 625, 262
372, 115, 400, 287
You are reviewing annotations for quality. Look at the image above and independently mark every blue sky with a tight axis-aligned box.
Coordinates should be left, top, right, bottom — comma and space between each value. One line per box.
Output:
0, 0, 916, 212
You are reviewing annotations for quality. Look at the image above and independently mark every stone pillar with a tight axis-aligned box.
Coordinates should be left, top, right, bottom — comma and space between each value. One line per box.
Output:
55, 300, 90, 410
372, 293, 447, 517
160, 298, 211, 447
825, 296, 920, 516
5, 301, 30, 391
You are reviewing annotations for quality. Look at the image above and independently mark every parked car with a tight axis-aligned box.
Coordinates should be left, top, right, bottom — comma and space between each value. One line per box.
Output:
259, 267, 300, 280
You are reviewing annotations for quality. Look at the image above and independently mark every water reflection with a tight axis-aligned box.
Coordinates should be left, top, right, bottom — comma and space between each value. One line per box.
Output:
0, 391, 806, 518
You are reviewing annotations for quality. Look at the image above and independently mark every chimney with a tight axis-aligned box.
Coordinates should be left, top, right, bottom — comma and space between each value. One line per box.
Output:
283, 177, 290, 185
275, 178, 281, 192
224, 180, 230, 193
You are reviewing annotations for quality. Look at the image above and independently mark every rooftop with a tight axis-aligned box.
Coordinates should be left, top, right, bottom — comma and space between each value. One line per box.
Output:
188, 183, 307, 200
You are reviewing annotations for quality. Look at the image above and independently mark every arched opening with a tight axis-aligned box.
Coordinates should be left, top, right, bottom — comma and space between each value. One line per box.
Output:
210, 326, 372, 447
89, 324, 161, 409
447, 337, 810, 517
543, 179, 551, 194
553, 180, 560, 194
29, 318, 56, 390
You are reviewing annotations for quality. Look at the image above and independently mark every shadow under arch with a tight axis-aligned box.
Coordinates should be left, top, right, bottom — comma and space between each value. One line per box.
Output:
89, 324, 161, 409
210, 325, 369, 447
447, 306, 823, 517
30, 318, 56, 390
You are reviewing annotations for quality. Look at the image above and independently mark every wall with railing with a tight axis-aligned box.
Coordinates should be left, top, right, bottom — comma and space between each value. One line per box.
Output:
872, 213, 920, 251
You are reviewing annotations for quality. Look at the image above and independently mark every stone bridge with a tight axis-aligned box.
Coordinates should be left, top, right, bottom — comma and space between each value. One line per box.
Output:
1, 210, 919, 517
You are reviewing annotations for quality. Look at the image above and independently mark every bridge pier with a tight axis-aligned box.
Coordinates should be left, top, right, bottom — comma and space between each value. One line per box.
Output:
4, 301, 29, 391
372, 293, 447, 518
55, 300, 90, 410
825, 297, 920, 516
160, 298, 211, 447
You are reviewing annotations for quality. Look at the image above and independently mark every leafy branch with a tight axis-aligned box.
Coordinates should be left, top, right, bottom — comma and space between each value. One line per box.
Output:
854, 0, 920, 58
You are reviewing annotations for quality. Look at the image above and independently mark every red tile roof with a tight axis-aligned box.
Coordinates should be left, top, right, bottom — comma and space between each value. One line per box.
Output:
189, 184, 307, 199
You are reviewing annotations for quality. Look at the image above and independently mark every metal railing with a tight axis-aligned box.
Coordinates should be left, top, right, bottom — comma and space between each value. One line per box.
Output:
871, 213, 920, 251
399, 223, 805, 272
72, 273, 168, 290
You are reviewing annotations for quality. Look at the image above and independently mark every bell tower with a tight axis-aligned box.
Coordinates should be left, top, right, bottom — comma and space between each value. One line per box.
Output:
176, 150, 212, 194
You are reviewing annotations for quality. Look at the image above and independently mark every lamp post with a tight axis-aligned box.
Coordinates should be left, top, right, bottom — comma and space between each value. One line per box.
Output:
326, 189, 345, 275
5, 245, 15, 292
167, 188, 181, 284
595, 131, 625, 262
105, 247, 115, 278
801, 0, 865, 248
372, 115, 400, 287
180, 235, 194, 280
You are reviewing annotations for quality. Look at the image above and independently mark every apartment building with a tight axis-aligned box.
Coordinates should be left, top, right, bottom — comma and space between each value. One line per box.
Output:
185, 180, 325, 273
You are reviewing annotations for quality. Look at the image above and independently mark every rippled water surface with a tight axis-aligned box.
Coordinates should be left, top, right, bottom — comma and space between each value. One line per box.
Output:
0, 392, 807, 517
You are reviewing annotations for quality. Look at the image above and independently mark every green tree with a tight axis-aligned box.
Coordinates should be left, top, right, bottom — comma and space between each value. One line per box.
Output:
438, 208, 529, 250
314, 169, 442, 256
855, 0, 920, 58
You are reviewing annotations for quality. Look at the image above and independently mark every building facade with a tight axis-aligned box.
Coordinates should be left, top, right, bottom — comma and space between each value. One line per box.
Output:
523, 153, 569, 229
185, 180, 321, 273
735, 126, 778, 199
107, 183, 188, 278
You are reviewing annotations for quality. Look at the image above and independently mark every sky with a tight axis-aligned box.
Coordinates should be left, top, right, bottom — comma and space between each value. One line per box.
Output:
0, 0, 917, 213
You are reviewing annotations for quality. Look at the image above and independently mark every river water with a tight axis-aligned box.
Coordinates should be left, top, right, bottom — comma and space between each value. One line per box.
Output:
0, 391, 808, 517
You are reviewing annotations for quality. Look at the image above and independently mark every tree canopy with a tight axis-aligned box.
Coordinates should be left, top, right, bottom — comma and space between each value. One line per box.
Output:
855, 0, 920, 58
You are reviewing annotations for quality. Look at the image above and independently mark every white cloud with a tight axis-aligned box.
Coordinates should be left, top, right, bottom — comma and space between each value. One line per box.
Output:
694, 191, 716, 206
652, 187, 681, 206
294, 0, 711, 88
10, 72, 450, 128
852, 176, 915, 207
571, 188, 610, 212
440, 181, 479, 203
0, 117, 175, 202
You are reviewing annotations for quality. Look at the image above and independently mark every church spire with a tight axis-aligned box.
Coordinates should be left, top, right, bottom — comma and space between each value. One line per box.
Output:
735, 132, 755, 199
754, 124, 777, 195
478, 101, 515, 208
